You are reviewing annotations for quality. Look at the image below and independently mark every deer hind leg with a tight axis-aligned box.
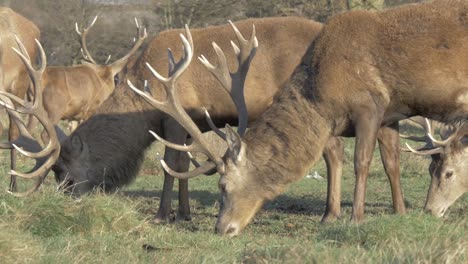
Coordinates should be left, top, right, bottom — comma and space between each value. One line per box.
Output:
351, 109, 383, 224
154, 119, 190, 223
377, 122, 406, 214
321, 136, 344, 223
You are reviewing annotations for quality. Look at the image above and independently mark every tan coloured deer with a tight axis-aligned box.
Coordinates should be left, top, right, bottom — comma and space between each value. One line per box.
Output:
31, 17, 147, 136
404, 117, 468, 217
0, 7, 40, 191
52, 17, 328, 223
6, 17, 406, 224
136, 0, 468, 236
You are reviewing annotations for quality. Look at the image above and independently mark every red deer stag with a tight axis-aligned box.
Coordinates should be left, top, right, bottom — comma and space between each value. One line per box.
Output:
29, 16, 147, 138
51, 17, 329, 222
7, 18, 404, 225
136, 0, 468, 236
0, 7, 40, 191
55, 18, 407, 223
404, 117, 467, 217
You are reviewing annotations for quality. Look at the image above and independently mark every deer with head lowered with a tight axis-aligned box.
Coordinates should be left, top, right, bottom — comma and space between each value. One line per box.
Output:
0, 7, 40, 191
51, 17, 328, 222
134, 0, 468, 236
55, 17, 410, 224
6, 18, 407, 224
403, 117, 467, 218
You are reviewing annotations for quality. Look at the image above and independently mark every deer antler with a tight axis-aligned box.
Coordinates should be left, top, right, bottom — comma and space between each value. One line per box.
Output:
108, 18, 147, 68
76, 16, 147, 66
199, 20, 258, 137
76, 15, 99, 64
128, 26, 220, 178
128, 22, 258, 179
401, 117, 461, 156
0, 37, 60, 197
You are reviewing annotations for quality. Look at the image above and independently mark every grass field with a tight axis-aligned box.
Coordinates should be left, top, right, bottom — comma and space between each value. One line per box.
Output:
0, 124, 466, 263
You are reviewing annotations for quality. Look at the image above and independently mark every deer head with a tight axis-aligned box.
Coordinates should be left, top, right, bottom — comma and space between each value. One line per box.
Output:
403, 117, 468, 217
75, 16, 147, 87
128, 21, 259, 236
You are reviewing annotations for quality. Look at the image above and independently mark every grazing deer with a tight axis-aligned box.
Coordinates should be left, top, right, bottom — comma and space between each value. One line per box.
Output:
134, 0, 468, 236
403, 117, 468, 218
0, 7, 40, 191
28, 16, 147, 139
50, 17, 330, 223
6, 17, 406, 225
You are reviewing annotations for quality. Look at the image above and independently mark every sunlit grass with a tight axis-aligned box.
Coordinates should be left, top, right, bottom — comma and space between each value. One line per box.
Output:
0, 121, 466, 263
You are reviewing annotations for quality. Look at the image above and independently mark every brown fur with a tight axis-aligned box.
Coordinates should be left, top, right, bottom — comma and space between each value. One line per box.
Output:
54, 17, 324, 220
0, 7, 40, 191
214, 0, 468, 235
41, 62, 118, 125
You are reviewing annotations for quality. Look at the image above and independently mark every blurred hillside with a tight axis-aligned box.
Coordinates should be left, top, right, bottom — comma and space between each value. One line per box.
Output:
0, 0, 423, 66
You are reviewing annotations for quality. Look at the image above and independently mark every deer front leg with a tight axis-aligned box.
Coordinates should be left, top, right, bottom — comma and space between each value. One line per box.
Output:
8, 118, 19, 192
321, 136, 344, 223
351, 110, 382, 223
154, 119, 190, 223
377, 122, 406, 214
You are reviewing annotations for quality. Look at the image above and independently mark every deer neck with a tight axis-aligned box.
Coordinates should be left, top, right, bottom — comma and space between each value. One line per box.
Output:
243, 80, 332, 197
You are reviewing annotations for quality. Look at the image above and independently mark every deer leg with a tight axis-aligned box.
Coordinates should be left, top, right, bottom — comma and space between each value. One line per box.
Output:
176, 155, 191, 221
8, 117, 19, 192
377, 123, 406, 214
321, 136, 344, 223
351, 111, 382, 224
154, 120, 189, 223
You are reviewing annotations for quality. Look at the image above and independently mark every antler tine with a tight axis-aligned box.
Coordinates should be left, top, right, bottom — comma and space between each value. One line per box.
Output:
109, 18, 148, 68
13, 35, 30, 62
76, 16, 99, 64
403, 142, 444, 156
128, 25, 223, 179
426, 120, 460, 147
198, 22, 257, 137
203, 107, 227, 140
0, 38, 61, 195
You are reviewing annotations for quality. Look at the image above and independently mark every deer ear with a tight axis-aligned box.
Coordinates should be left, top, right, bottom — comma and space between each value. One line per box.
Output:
225, 124, 243, 162
69, 134, 88, 158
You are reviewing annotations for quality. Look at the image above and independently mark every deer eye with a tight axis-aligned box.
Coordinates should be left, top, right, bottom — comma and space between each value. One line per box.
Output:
445, 171, 454, 179
219, 182, 227, 192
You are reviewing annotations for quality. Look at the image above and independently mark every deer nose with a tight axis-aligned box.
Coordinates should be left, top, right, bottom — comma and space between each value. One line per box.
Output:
215, 222, 239, 237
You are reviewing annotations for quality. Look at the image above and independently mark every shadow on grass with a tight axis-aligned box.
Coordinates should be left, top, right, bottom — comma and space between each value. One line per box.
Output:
124, 188, 414, 218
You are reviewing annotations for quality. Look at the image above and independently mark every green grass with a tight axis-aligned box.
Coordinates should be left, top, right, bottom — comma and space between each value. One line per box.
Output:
0, 127, 466, 263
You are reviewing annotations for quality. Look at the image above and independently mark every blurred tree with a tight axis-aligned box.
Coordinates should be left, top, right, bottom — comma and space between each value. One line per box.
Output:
0, 0, 425, 65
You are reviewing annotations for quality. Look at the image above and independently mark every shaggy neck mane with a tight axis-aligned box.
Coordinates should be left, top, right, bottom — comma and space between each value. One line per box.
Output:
74, 84, 160, 190
243, 61, 332, 196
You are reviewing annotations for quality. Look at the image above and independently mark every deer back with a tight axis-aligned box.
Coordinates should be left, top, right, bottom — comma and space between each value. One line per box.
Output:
129, 17, 322, 128
0, 7, 40, 97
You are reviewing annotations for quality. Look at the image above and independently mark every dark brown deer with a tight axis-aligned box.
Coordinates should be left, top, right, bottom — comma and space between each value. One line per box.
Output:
403, 117, 468, 218
52, 17, 329, 223
0, 7, 40, 191
6, 18, 403, 225
139, 1, 468, 236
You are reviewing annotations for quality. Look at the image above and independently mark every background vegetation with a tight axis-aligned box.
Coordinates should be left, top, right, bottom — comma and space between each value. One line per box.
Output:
1, 0, 422, 65
1, 0, 465, 263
